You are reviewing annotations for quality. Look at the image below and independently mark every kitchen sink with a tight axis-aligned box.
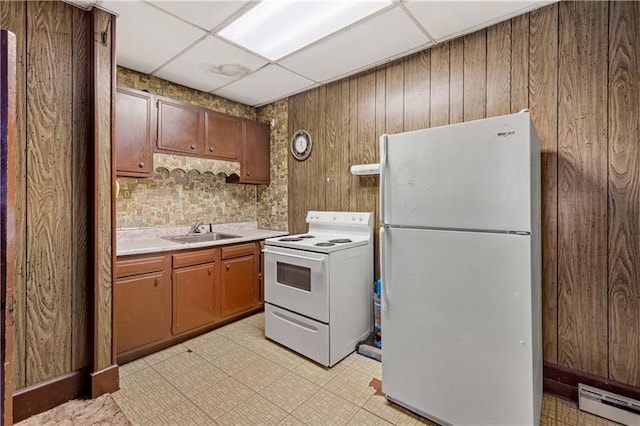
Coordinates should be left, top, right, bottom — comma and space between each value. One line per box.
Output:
162, 233, 240, 244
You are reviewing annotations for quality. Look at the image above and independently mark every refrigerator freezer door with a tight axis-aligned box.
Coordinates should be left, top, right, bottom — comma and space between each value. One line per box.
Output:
381, 113, 532, 232
381, 227, 538, 426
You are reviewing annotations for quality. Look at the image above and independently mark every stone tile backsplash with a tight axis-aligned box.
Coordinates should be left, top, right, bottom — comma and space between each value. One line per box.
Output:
116, 168, 256, 228
257, 99, 288, 231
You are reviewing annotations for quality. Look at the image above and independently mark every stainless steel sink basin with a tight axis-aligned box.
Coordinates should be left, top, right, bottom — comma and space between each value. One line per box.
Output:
162, 233, 240, 244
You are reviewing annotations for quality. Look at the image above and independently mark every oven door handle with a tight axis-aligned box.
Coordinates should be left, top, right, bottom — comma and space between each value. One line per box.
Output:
262, 248, 326, 265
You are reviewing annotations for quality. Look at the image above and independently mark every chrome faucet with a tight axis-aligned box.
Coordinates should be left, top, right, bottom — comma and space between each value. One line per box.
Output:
189, 221, 204, 234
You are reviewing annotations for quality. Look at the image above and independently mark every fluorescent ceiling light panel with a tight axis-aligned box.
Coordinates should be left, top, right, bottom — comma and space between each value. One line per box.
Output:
218, 0, 392, 60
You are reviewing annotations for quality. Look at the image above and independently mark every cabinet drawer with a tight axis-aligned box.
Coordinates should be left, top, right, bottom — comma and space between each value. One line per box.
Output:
221, 243, 256, 260
116, 255, 167, 278
173, 248, 219, 268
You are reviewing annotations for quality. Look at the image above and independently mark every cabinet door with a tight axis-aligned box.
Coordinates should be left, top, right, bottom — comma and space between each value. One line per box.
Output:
173, 262, 220, 335
240, 120, 270, 184
115, 87, 154, 177
157, 98, 204, 155
205, 110, 241, 160
221, 254, 259, 318
115, 270, 171, 354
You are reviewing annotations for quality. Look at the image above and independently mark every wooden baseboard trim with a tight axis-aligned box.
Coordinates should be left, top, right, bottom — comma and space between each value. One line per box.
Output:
91, 364, 119, 398
13, 368, 89, 423
543, 362, 640, 403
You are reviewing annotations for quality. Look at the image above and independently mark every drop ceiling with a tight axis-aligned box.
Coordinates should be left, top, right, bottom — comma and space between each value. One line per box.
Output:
95, 0, 553, 108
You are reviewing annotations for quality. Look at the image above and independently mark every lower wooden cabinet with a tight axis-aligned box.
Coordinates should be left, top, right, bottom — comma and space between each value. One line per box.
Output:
116, 241, 263, 362
115, 259, 171, 354
221, 255, 258, 318
173, 261, 220, 335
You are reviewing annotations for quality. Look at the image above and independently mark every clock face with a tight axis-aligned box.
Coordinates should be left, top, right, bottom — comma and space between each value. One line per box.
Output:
295, 135, 307, 153
290, 130, 312, 161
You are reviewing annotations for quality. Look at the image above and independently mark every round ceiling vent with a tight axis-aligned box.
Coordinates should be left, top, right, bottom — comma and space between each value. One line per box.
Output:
204, 63, 252, 78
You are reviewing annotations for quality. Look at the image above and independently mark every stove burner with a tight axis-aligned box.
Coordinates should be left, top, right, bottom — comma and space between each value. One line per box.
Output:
299, 235, 315, 239
315, 242, 335, 247
280, 237, 303, 242
329, 239, 353, 244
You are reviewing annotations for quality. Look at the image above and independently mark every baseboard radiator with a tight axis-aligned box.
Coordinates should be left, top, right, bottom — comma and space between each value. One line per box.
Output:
579, 383, 640, 426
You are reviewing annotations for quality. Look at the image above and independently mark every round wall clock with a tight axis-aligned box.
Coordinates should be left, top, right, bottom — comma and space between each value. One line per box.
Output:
290, 130, 312, 161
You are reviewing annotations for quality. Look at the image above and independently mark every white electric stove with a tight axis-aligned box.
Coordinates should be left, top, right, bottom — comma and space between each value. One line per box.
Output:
264, 211, 374, 367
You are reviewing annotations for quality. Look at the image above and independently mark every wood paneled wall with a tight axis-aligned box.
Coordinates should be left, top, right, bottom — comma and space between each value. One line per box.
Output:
288, 1, 640, 387
0, 0, 93, 390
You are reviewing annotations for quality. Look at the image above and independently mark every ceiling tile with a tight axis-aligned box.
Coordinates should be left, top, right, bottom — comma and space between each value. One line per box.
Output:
154, 36, 268, 93
213, 65, 315, 106
102, 0, 206, 74
405, 1, 549, 41
150, 0, 250, 31
279, 7, 430, 83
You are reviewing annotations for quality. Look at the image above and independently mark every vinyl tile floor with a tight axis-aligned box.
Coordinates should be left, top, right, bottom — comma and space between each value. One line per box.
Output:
112, 313, 620, 426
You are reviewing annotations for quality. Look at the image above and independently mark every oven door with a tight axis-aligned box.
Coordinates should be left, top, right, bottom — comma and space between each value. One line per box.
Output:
263, 245, 329, 323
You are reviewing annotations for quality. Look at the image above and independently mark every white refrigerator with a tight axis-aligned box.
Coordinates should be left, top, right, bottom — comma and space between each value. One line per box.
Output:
380, 111, 542, 426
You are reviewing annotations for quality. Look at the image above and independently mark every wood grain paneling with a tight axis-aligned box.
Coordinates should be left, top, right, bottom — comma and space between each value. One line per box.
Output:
93, 8, 114, 371
463, 30, 487, 121
486, 21, 511, 117
322, 81, 343, 212
608, 0, 640, 387
347, 77, 358, 213
71, 6, 90, 373
287, 93, 306, 233
25, 0, 74, 385
430, 42, 449, 128
403, 51, 430, 132
529, 2, 559, 364
557, 1, 609, 377
355, 71, 376, 215
510, 13, 529, 113
385, 61, 403, 134
449, 38, 464, 124
0, 0, 27, 391
287, 2, 640, 388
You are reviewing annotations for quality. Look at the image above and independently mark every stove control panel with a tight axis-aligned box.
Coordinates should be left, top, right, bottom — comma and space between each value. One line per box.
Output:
306, 211, 372, 226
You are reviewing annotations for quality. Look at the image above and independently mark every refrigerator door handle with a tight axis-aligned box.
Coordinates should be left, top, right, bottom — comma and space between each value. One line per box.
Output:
379, 134, 388, 225
381, 227, 389, 312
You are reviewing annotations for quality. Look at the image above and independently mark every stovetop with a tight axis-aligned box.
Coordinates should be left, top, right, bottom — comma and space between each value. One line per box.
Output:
265, 211, 373, 254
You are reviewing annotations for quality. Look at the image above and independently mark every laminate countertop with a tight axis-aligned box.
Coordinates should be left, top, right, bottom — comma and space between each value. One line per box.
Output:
116, 222, 288, 256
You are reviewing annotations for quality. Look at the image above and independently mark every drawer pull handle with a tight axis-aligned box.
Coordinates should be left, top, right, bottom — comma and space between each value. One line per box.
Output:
208, 268, 213, 275
154, 277, 160, 285
272, 311, 318, 332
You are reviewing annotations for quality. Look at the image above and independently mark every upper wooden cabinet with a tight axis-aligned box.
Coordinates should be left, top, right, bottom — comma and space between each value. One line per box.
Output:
157, 97, 204, 156
115, 88, 270, 184
115, 87, 154, 177
205, 110, 241, 161
241, 120, 270, 184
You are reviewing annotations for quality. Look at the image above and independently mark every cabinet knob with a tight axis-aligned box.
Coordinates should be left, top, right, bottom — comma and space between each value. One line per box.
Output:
209, 147, 214, 152
154, 277, 160, 285
208, 268, 213, 275
246, 172, 250, 177
139, 162, 145, 168
226, 265, 230, 271
191, 144, 196, 150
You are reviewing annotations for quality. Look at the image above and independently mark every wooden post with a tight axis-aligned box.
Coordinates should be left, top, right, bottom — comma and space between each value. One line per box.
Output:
1, 29, 17, 426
